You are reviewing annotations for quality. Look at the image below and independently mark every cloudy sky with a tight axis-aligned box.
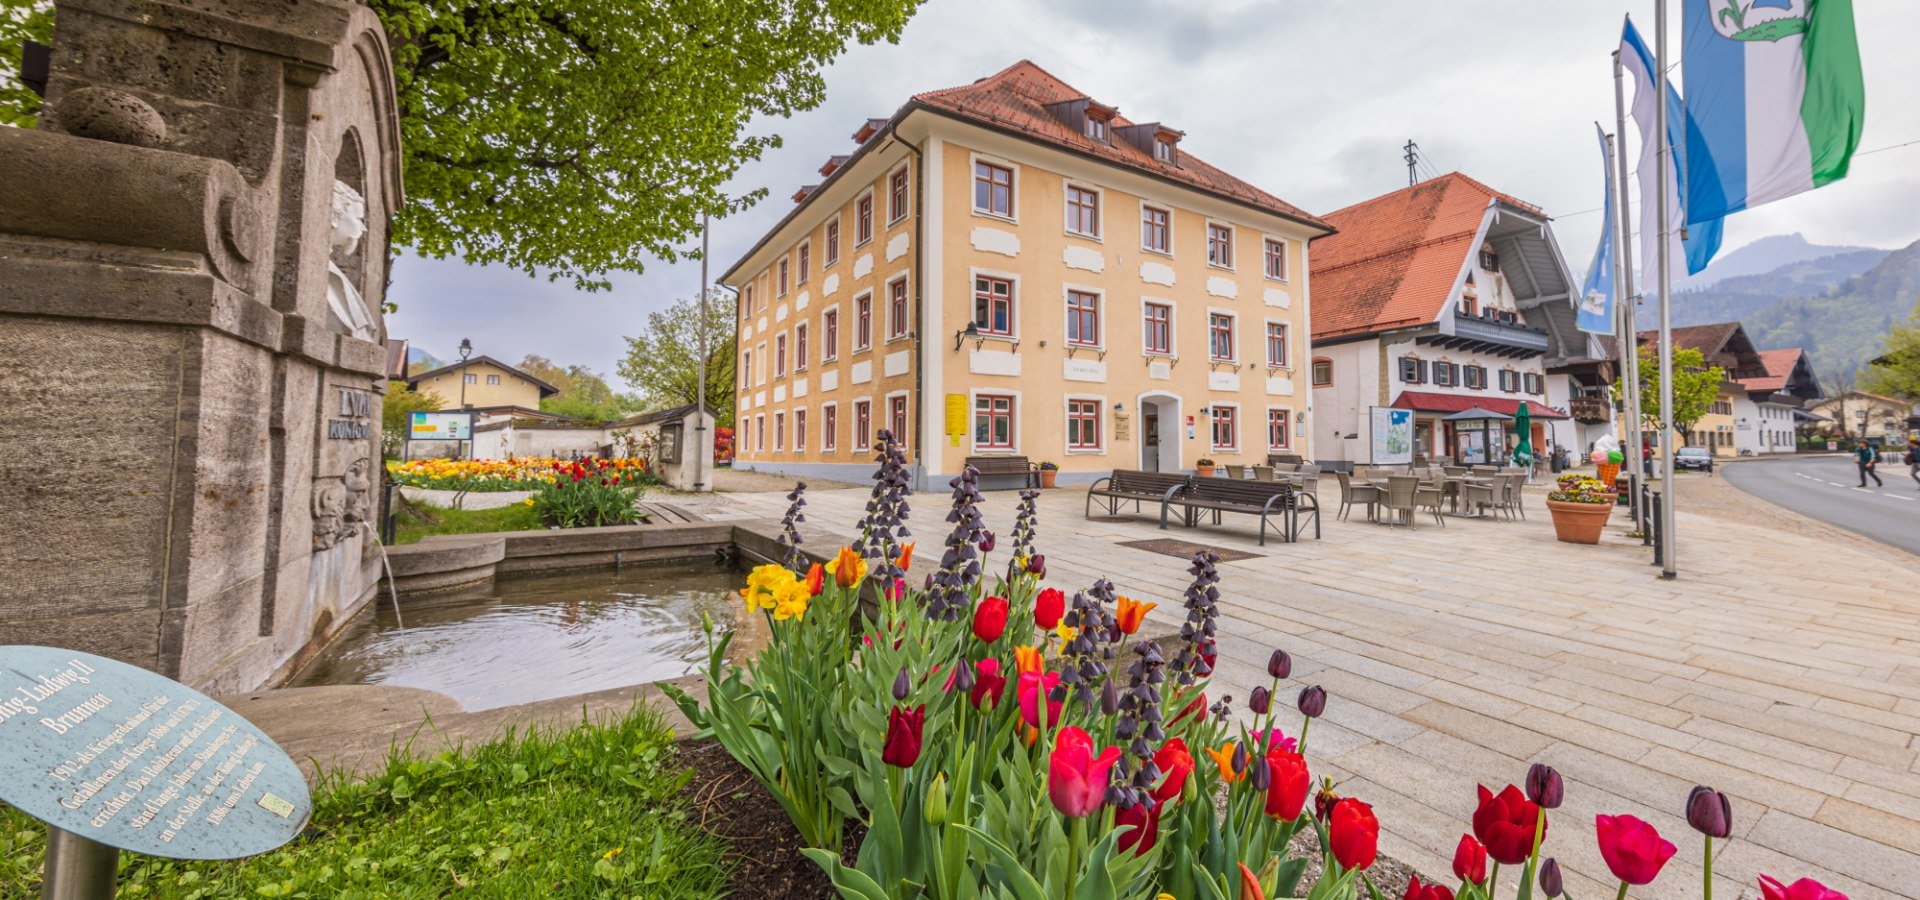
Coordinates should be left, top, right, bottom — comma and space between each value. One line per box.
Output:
388, 0, 1920, 384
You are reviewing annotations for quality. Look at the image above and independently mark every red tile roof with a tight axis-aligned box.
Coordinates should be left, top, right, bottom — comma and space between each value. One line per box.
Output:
910, 61, 1329, 231
1736, 348, 1805, 393
1310, 173, 1538, 342
1391, 391, 1571, 420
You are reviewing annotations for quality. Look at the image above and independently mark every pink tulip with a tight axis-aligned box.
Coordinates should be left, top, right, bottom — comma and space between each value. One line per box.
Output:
1018, 670, 1063, 729
1758, 876, 1848, 900
1048, 726, 1120, 818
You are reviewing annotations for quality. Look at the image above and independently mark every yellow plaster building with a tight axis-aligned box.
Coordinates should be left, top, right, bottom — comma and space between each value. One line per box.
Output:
406, 356, 558, 418
722, 61, 1332, 487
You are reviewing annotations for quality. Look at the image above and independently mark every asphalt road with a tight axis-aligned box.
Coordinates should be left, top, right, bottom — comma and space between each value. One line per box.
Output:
1722, 453, 1920, 554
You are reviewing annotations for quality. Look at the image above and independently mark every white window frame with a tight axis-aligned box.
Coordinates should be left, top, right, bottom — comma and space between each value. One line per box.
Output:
855, 189, 876, 246
852, 397, 874, 451
821, 307, 840, 362
464, 373, 477, 385
1139, 201, 1173, 257
486, 374, 500, 385
1206, 220, 1236, 271
1266, 406, 1294, 451
777, 256, 790, 297
1311, 357, 1333, 388
968, 152, 1019, 223
754, 340, 768, 386
755, 414, 767, 452
1262, 235, 1291, 283
854, 290, 875, 352
885, 390, 911, 449
1064, 284, 1103, 350
1263, 320, 1290, 369
1141, 296, 1176, 358
821, 401, 839, 453
775, 332, 788, 378
887, 163, 911, 225
1063, 180, 1103, 240
1207, 308, 1237, 363
968, 266, 1021, 341
886, 273, 911, 342
1064, 394, 1106, 454
1209, 402, 1241, 452
970, 389, 1021, 454
774, 410, 786, 452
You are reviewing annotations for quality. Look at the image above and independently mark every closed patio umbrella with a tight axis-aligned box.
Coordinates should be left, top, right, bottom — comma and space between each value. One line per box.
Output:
1512, 401, 1534, 468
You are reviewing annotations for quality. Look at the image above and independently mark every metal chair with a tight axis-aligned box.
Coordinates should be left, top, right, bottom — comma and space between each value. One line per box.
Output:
1381, 476, 1419, 527
1226, 464, 1247, 480
1334, 471, 1378, 522
1252, 465, 1276, 482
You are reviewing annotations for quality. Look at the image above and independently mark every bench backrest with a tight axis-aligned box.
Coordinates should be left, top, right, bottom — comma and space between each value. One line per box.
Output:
1187, 477, 1295, 506
1106, 470, 1192, 494
967, 456, 1031, 475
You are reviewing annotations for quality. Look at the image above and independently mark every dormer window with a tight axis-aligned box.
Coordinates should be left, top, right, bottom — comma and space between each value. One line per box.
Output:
1085, 116, 1108, 142
1154, 138, 1175, 162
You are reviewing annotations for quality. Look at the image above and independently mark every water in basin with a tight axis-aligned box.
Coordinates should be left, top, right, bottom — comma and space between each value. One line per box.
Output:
292, 562, 759, 711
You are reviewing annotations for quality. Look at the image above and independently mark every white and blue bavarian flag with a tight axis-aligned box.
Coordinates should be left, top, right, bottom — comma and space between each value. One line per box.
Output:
1577, 125, 1617, 336
1682, 0, 1865, 222
1621, 18, 1723, 288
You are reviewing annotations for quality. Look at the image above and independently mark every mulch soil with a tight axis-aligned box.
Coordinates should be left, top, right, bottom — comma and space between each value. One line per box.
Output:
679, 738, 1430, 899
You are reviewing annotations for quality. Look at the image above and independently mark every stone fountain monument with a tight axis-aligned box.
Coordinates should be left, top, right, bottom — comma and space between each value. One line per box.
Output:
0, 0, 404, 693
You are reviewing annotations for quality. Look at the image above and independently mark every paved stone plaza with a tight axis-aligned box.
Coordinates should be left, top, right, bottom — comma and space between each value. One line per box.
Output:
691, 473, 1920, 899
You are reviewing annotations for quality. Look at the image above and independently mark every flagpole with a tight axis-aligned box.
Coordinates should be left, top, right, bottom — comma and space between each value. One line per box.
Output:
1612, 50, 1646, 534
1654, 0, 1679, 579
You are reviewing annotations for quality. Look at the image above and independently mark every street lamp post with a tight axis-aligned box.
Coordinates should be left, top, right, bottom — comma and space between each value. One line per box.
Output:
457, 337, 472, 460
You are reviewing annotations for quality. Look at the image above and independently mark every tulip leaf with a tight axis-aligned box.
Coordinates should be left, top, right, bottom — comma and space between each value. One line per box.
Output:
1363, 872, 1387, 900
800, 849, 892, 900
1188, 864, 1231, 900
956, 825, 1050, 900
1072, 829, 1123, 900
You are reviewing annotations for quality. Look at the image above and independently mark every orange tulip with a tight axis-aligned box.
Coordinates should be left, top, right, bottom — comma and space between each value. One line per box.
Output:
895, 542, 915, 570
830, 546, 867, 588
803, 563, 824, 597
1013, 645, 1044, 676
1115, 596, 1156, 635
1237, 862, 1266, 900
1207, 742, 1245, 784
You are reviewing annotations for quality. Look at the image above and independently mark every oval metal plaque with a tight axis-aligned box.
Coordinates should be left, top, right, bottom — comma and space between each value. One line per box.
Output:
0, 646, 311, 859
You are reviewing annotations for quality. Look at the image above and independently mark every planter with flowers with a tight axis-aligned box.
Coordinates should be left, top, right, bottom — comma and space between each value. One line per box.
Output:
1195, 458, 1217, 477
1547, 473, 1615, 544
1038, 460, 1059, 489
667, 436, 1848, 900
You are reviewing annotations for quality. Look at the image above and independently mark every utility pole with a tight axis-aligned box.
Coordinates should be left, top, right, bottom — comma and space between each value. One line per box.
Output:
1403, 139, 1420, 186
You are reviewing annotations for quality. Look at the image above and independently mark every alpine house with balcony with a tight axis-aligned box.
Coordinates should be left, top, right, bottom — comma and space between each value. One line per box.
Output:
1308, 173, 1612, 465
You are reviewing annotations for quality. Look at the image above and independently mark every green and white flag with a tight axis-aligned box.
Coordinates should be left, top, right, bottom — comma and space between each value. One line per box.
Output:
1682, 0, 1865, 222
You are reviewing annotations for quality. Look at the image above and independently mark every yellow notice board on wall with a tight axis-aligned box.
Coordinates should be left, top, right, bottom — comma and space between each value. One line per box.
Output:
945, 394, 968, 444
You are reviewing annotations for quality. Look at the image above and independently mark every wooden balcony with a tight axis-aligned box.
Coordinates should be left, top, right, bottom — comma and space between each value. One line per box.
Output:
1569, 396, 1613, 424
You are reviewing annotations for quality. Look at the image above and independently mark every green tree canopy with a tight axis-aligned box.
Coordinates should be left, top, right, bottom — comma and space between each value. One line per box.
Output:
1613, 346, 1725, 443
2, 0, 924, 286
515, 354, 642, 422
618, 294, 734, 426
381, 383, 445, 458
1858, 308, 1920, 400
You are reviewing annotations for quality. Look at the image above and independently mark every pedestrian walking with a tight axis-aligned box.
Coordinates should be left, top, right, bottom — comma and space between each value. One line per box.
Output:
1856, 439, 1884, 488
1906, 437, 1920, 490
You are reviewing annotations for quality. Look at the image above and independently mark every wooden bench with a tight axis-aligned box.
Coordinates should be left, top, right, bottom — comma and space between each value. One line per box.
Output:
1085, 470, 1193, 521
965, 455, 1039, 489
1166, 478, 1320, 545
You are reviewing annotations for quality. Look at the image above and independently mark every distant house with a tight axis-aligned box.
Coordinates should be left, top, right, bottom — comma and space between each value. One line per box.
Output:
405, 355, 560, 424
1633, 323, 1767, 456
1309, 173, 1610, 465
1733, 348, 1819, 454
1806, 391, 1914, 445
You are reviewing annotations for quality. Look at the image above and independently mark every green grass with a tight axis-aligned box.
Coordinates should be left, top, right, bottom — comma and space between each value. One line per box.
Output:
392, 502, 543, 545
1, 708, 734, 898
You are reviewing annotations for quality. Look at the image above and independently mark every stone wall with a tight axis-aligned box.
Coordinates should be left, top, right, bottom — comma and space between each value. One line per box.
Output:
0, 0, 404, 693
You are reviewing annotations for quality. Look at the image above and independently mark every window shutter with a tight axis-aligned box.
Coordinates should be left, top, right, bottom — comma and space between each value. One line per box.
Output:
1417, 359, 1429, 383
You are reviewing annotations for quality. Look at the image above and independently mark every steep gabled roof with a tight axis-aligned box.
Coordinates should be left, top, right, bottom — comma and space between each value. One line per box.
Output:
405, 355, 561, 399
910, 61, 1330, 231
1737, 348, 1807, 394
1310, 173, 1538, 342
1634, 322, 1768, 379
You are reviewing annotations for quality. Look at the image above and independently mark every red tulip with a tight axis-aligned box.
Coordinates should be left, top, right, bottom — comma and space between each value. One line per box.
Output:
1264, 749, 1311, 820
1473, 784, 1545, 865
882, 705, 925, 768
803, 562, 824, 597
1115, 801, 1161, 855
1171, 691, 1208, 726
1035, 587, 1066, 629
1595, 814, 1676, 886
969, 658, 1007, 709
1328, 797, 1379, 871
1048, 726, 1120, 818
1018, 670, 1063, 729
1152, 739, 1194, 804
974, 595, 1010, 642
1758, 876, 1849, 900
1402, 875, 1454, 900
1451, 834, 1489, 885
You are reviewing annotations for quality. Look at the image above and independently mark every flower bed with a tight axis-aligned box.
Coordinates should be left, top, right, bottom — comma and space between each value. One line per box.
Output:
387, 456, 654, 492
672, 432, 1851, 900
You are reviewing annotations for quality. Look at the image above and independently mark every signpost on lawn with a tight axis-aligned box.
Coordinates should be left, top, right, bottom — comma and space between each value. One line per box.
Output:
406, 411, 477, 461
0, 647, 311, 899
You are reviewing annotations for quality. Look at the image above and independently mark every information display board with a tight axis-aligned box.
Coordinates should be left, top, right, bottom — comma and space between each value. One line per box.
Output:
408, 411, 474, 441
0, 646, 311, 860
1370, 407, 1414, 465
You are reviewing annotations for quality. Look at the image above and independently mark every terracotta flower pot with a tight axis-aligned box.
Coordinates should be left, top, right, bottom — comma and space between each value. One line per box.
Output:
1546, 499, 1612, 544
1196, 465, 1216, 478
1039, 468, 1058, 489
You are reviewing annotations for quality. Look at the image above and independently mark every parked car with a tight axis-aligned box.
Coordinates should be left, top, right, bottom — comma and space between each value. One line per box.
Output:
1673, 446, 1715, 473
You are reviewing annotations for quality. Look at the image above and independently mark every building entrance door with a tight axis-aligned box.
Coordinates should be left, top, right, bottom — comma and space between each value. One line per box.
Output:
1142, 411, 1161, 471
